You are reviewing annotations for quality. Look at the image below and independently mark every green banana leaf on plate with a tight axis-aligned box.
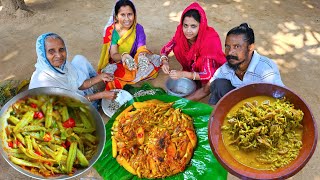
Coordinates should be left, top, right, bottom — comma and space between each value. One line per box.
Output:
94, 94, 227, 180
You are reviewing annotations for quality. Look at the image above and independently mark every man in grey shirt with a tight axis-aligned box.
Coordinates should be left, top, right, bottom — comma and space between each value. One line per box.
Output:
187, 23, 284, 105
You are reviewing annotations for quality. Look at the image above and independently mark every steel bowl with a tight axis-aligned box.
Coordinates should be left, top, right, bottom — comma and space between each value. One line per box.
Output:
165, 77, 196, 97
0, 87, 106, 179
208, 83, 318, 179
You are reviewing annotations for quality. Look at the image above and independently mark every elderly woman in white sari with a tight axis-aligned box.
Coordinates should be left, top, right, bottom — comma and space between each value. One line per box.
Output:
29, 32, 117, 108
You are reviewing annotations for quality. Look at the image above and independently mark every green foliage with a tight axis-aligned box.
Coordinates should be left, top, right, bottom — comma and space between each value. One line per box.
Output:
0, 79, 29, 108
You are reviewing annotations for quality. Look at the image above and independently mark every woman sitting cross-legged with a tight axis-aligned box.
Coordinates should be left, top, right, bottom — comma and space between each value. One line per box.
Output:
160, 2, 226, 88
98, 0, 161, 90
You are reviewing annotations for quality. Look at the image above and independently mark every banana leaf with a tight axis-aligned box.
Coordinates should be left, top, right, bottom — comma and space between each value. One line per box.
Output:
123, 83, 166, 98
94, 94, 227, 180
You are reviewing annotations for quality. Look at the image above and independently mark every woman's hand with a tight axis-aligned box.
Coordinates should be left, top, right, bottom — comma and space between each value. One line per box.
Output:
121, 53, 130, 62
101, 91, 117, 100
169, 70, 185, 79
86, 91, 117, 102
138, 53, 150, 71
161, 57, 170, 74
138, 52, 146, 57
122, 54, 136, 70
98, 73, 114, 82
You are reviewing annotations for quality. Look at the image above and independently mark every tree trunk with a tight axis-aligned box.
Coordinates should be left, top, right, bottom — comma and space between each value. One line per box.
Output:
16, 0, 28, 10
1, 0, 33, 17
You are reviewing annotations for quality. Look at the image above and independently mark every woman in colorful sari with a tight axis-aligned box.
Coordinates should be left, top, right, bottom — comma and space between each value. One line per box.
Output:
160, 2, 226, 87
29, 33, 117, 109
98, 0, 161, 90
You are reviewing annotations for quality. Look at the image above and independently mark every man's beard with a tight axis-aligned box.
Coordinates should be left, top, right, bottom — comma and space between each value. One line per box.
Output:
226, 55, 243, 71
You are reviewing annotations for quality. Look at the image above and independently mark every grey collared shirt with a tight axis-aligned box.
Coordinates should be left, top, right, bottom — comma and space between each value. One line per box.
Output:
209, 51, 284, 87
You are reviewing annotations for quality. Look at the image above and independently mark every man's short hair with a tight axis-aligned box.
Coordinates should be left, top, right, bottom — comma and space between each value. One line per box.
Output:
227, 23, 255, 45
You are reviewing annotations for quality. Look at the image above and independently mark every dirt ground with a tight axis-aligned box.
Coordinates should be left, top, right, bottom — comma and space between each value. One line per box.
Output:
0, 0, 319, 179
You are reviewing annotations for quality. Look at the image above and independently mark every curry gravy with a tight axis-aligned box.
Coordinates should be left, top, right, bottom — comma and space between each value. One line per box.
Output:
221, 96, 303, 170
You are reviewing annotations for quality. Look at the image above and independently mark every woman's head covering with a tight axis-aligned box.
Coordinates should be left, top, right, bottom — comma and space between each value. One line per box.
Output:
35, 32, 67, 74
31, 33, 81, 94
172, 2, 225, 71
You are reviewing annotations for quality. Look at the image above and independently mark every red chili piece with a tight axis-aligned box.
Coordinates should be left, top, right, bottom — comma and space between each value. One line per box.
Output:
33, 111, 44, 119
30, 103, 37, 108
35, 151, 41, 156
137, 133, 143, 138
63, 118, 76, 128
8, 141, 13, 148
62, 140, 71, 149
43, 133, 52, 142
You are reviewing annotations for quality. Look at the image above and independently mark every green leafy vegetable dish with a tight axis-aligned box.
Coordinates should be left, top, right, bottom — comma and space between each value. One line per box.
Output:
1, 95, 98, 177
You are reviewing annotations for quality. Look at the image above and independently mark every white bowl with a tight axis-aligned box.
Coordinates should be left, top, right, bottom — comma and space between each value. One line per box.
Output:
101, 89, 133, 118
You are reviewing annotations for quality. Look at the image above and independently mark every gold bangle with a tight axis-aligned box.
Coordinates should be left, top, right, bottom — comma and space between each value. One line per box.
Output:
86, 96, 91, 102
121, 52, 128, 58
193, 72, 197, 80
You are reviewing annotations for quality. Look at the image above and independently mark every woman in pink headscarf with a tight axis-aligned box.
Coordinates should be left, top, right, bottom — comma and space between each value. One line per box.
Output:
160, 2, 226, 87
